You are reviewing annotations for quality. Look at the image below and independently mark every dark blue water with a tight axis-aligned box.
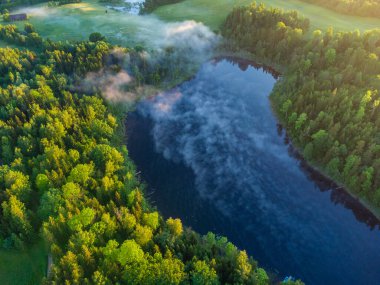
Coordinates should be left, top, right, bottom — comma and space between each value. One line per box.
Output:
126, 58, 380, 285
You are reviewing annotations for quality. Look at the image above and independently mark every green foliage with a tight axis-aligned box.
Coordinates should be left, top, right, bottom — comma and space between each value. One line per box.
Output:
118, 240, 144, 265
166, 217, 183, 236
123, 253, 186, 284
133, 224, 153, 246
62, 182, 81, 200
142, 211, 160, 230
191, 260, 219, 285
67, 207, 96, 231
24, 23, 35, 34
2, 12, 10, 22
67, 164, 94, 186
38, 188, 62, 220
89, 32, 105, 42
222, 2, 309, 65
2, 196, 32, 247
35, 174, 50, 193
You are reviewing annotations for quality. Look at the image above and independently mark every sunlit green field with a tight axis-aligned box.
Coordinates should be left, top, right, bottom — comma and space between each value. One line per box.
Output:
0, 0, 172, 47
0, 241, 47, 285
154, 0, 380, 31
0, 39, 22, 48
0, 0, 379, 49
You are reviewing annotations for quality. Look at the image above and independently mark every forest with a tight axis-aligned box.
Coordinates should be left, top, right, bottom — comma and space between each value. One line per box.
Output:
0, 21, 306, 284
222, 2, 380, 210
141, 0, 184, 13
301, 0, 380, 18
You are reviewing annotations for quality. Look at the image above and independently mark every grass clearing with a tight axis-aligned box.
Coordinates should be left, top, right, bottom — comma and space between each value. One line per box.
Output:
0, 39, 24, 48
0, 40, 8, 47
0, 241, 47, 285
153, 0, 380, 31
8, 1, 144, 45
0, 0, 175, 47
1, 0, 376, 48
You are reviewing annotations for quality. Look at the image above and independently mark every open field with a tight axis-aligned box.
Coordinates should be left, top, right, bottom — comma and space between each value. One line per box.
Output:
0, 0, 378, 48
0, 40, 8, 47
0, 0, 175, 47
9, 1, 147, 45
0, 241, 47, 285
154, 0, 380, 31
0, 39, 24, 48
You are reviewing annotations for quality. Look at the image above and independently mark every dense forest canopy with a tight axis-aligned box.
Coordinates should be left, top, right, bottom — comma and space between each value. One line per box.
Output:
301, 0, 380, 18
141, 0, 184, 13
222, 2, 380, 210
0, 22, 304, 284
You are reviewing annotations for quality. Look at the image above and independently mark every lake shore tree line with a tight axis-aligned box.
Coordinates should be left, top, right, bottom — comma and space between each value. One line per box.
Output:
222, 2, 380, 212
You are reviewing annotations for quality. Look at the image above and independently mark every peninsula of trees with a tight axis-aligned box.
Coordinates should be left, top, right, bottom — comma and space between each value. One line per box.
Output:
222, 3, 380, 212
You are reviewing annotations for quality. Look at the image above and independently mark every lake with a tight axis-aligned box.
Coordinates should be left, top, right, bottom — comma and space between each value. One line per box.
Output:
126, 58, 380, 285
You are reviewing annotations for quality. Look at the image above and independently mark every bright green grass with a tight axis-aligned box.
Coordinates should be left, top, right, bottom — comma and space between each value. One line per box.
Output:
4, 1, 145, 45
0, 40, 8, 47
154, 0, 380, 31
0, 39, 23, 48
0, 0, 178, 47
1, 0, 377, 49
0, 241, 47, 285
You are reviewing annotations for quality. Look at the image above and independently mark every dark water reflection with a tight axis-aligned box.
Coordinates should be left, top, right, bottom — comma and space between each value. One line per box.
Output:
126, 58, 380, 285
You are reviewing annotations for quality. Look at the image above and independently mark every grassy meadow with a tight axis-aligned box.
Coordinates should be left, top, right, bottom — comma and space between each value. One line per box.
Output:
0, 39, 8, 47
153, 0, 380, 31
0, 241, 47, 285
0, 0, 378, 49
0, 39, 23, 48
0, 0, 173, 47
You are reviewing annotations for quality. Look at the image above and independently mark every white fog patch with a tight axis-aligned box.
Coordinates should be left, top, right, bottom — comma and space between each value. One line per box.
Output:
15, 7, 57, 17
161, 21, 219, 53
95, 20, 219, 103
149, 90, 183, 114
137, 20, 220, 60
79, 69, 136, 103
106, 0, 144, 15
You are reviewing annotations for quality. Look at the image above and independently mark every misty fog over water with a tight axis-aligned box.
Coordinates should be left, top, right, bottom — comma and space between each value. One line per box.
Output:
126, 58, 380, 285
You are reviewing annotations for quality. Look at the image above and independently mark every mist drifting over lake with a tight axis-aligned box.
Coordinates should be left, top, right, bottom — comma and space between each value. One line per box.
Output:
127, 59, 380, 285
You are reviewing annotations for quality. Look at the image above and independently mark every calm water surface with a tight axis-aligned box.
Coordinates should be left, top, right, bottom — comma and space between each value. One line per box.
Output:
126, 58, 380, 285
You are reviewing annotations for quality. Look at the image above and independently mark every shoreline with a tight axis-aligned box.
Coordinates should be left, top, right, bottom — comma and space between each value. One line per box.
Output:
217, 47, 380, 221
285, 135, 380, 222
121, 47, 380, 223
